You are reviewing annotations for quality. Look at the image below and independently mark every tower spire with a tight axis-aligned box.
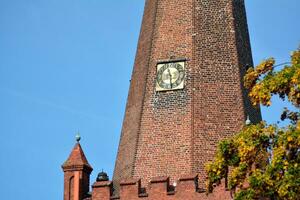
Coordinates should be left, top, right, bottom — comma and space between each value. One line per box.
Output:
62, 135, 93, 200
113, 0, 261, 190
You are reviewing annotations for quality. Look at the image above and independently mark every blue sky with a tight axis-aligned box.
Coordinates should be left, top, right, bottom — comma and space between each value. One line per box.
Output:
0, 0, 299, 199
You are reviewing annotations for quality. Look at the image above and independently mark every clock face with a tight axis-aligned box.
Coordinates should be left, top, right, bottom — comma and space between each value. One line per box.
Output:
156, 61, 185, 91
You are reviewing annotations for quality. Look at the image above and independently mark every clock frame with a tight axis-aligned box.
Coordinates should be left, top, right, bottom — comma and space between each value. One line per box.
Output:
156, 61, 185, 91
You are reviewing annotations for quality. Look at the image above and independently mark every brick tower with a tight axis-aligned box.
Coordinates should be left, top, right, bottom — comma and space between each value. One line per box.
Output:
62, 139, 93, 200
113, 0, 261, 189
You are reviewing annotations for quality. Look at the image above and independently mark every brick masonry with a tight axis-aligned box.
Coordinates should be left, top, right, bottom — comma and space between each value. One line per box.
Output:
62, 143, 93, 200
113, 0, 261, 190
84, 175, 232, 200
63, 0, 262, 199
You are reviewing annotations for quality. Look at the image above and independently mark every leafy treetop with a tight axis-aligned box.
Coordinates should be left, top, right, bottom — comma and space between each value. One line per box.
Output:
206, 48, 300, 200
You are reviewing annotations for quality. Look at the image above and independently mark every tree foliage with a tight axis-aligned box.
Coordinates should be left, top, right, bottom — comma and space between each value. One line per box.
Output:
244, 49, 300, 108
206, 48, 300, 200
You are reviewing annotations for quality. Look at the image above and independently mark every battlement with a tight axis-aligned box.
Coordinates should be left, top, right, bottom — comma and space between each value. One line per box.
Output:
87, 175, 231, 200
61, 137, 232, 200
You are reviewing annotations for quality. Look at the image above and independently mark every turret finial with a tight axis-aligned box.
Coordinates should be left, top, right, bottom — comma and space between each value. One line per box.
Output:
96, 170, 109, 182
75, 132, 81, 142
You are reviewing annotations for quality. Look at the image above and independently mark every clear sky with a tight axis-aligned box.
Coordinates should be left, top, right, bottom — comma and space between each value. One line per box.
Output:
0, 0, 299, 199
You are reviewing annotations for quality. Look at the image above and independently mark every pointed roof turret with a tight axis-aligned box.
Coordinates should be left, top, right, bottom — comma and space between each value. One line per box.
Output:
62, 135, 93, 172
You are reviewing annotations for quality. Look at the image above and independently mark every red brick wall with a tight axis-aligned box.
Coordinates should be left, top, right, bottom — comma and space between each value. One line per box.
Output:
114, 0, 261, 190
63, 172, 74, 200
63, 169, 92, 200
113, 0, 160, 189
133, 0, 195, 187
192, 0, 261, 187
90, 175, 232, 200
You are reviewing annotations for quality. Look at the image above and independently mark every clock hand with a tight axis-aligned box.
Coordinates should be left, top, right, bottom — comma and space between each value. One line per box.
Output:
168, 68, 172, 88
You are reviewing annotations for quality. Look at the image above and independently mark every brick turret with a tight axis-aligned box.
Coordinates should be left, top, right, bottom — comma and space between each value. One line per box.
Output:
62, 137, 93, 200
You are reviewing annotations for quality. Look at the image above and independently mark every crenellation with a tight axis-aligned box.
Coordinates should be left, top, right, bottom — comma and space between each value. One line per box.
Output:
88, 175, 231, 200
92, 181, 113, 200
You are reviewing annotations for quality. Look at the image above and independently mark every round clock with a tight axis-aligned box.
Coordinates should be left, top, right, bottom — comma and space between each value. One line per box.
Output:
156, 62, 185, 91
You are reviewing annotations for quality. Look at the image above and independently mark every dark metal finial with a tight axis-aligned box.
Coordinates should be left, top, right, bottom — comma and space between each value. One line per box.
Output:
75, 132, 81, 142
97, 170, 109, 182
